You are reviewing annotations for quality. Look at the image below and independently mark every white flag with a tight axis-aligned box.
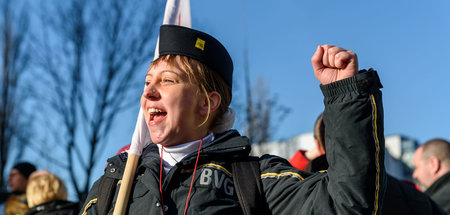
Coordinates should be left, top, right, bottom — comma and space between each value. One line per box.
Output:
128, 0, 191, 156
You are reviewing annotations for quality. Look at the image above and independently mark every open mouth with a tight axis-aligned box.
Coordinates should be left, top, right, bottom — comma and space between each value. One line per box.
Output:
148, 108, 167, 122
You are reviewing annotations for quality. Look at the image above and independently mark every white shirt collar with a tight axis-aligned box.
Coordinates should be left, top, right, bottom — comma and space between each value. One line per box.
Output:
157, 133, 214, 174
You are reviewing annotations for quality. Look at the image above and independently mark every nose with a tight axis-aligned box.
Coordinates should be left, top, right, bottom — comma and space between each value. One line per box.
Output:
143, 84, 160, 100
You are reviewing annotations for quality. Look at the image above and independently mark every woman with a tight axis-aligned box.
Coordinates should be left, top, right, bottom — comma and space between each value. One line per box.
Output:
25, 171, 79, 215
82, 25, 386, 214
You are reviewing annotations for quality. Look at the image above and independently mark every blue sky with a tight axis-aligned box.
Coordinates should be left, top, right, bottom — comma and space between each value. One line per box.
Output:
189, 0, 450, 144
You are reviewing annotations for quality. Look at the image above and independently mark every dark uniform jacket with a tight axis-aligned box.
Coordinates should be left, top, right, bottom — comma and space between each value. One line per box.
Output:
294, 157, 445, 214
290, 148, 445, 214
81, 69, 386, 215
383, 175, 445, 215
425, 172, 450, 214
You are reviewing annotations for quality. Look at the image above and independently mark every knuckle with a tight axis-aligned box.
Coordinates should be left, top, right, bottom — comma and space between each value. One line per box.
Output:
347, 50, 356, 56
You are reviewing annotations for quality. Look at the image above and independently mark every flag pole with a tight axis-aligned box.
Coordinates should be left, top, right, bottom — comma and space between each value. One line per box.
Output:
113, 107, 148, 215
112, 153, 139, 215
112, 1, 191, 214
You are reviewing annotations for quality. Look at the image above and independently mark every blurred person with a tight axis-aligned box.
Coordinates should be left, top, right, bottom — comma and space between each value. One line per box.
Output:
289, 113, 327, 172
5, 194, 29, 215
25, 171, 79, 215
384, 174, 445, 215
81, 25, 386, 214
290, 112, 445, 214
8, 162, 36, 194
4, 162, 36, 215
413, 138, 450, 214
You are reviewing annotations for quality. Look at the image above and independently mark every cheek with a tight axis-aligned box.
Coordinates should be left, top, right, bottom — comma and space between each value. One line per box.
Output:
140, 96, 149, 122
421, 168, 430, 179
140, 93, 146, 107
187, 94, 204, 119
172, 89, 199, 113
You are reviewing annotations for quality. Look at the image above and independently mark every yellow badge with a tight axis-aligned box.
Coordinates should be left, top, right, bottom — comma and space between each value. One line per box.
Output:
195, 38, 205, 51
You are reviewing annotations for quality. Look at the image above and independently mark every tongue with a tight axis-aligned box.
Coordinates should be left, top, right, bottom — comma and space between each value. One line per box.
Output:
151, 112, 166, 121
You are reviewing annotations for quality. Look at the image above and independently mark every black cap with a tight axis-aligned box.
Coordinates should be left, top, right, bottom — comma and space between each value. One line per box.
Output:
159, 25, 233, 89
13, 162, 36, 179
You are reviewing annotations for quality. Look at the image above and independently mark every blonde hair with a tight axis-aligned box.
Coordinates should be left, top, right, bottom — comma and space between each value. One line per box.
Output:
26, 173, 68, 208
150, 55, 231, 128
5, 193, 28, 215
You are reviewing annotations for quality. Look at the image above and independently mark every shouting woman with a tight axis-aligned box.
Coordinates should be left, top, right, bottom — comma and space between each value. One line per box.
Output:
81, 25, 386, 215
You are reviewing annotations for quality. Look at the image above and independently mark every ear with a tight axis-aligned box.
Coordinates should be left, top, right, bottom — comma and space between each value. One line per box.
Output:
429, 156, 441, 175
315, 139, 326, 156
199, 91, 221, 116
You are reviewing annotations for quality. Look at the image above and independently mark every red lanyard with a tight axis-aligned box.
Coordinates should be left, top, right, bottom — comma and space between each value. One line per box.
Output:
159, 139, 203, 215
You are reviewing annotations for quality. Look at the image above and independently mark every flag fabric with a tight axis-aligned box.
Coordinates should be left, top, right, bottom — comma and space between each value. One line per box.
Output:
128, 0, 191, 156
162, 0, 191, 32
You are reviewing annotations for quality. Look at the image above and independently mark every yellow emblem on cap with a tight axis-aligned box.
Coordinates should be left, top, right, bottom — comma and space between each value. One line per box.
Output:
195, 38, 205, 51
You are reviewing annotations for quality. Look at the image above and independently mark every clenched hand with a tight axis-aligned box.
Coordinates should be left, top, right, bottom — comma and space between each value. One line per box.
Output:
311, 45, 358, 85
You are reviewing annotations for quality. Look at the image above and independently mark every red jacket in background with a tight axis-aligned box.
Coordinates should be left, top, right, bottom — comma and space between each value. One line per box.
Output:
289, 150, 309, 170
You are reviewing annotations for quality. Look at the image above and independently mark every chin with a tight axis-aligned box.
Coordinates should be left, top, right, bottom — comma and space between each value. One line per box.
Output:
150, 135, 170, 146
150, 137, 163, 145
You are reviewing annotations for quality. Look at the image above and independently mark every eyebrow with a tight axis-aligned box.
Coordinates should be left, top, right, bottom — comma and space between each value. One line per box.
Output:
146, 70, 180, 77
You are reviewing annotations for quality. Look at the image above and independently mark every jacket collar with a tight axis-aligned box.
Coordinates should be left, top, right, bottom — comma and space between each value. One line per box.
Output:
425, 171, 450, 195
105, 130, 251, 176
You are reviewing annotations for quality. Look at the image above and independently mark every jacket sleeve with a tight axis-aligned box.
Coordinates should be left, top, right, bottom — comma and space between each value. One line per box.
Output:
261, 69, 386, 214
322, 69, 386, 214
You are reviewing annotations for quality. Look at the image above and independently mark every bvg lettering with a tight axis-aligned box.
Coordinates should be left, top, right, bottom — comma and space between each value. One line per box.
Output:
199, 168, 234, 196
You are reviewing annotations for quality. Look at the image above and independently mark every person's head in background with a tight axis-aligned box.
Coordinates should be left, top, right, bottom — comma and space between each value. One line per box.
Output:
412, 138, 450, 190
305, 113, 326, 160
8, 162, 36, 193
26, 171, 68, 208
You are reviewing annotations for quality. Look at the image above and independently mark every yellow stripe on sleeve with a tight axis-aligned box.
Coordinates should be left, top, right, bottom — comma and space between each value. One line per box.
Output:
81, 198, 98, 215
370, 94, 381, 215
261, 172, 304, 180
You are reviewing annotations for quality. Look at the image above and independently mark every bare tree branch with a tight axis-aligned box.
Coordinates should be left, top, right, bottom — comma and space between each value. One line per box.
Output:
0, 0, 32, 189
31, 0, 163, 202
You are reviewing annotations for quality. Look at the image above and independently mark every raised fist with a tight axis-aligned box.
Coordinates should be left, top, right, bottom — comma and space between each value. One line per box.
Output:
311, 45, 358, 85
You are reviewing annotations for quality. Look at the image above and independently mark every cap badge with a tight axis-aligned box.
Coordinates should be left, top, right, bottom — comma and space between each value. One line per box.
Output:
195, 38, 205, 51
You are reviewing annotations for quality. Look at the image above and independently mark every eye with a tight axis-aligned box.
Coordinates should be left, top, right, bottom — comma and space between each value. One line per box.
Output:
145, 75, 152, 86
163, 78, 175, 84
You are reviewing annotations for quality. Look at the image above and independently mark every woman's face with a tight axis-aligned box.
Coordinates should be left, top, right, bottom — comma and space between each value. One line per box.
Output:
141, 60, 207, 146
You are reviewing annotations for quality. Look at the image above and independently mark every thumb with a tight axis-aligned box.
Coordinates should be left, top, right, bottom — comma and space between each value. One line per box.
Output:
311, 45, 324, 72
